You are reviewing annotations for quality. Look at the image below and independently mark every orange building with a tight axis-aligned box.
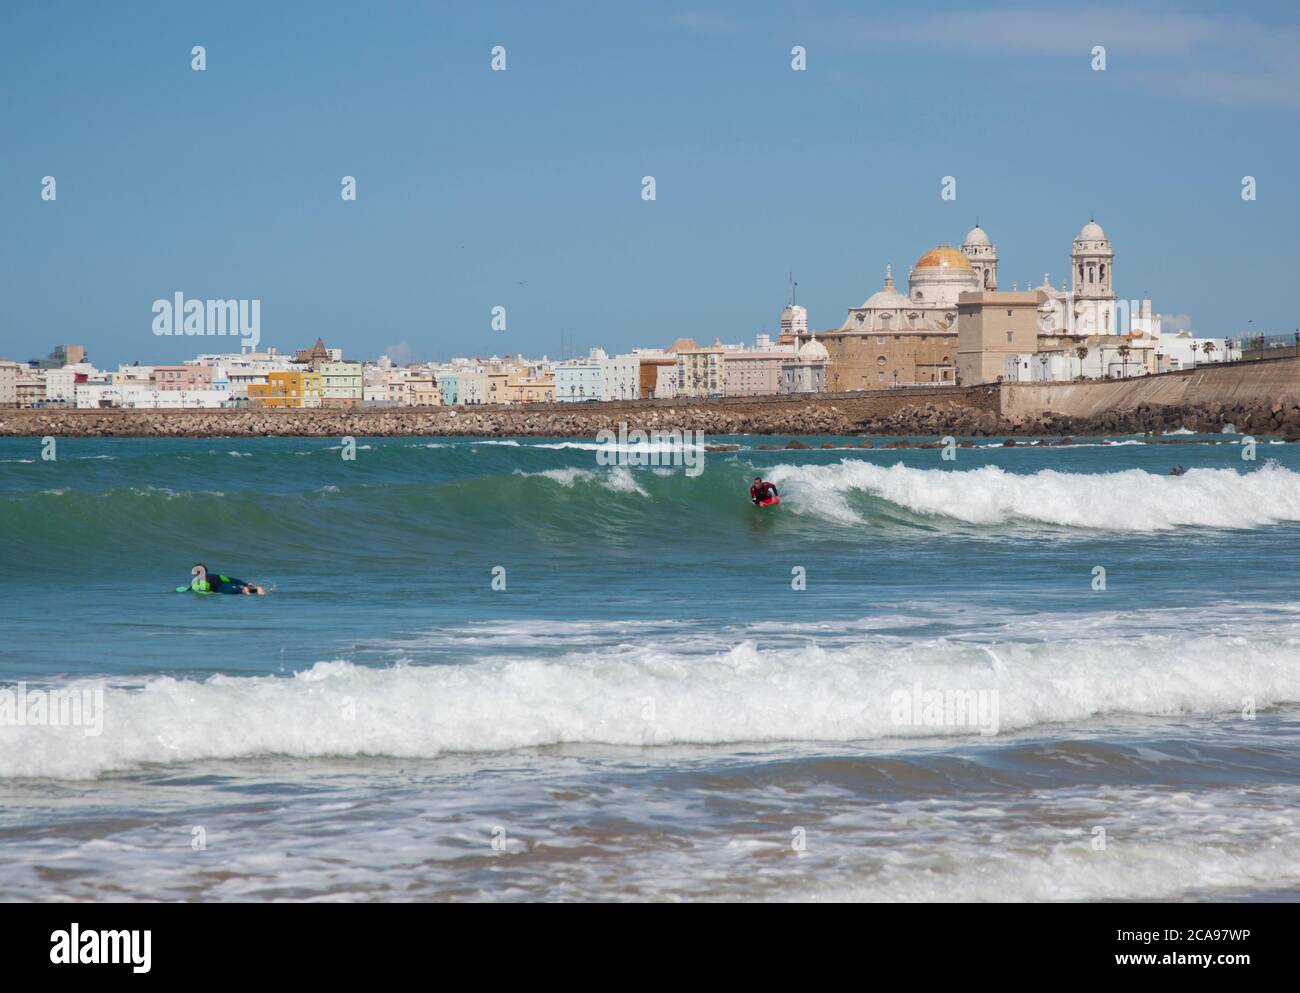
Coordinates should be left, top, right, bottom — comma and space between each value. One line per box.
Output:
247, 370, 322, 407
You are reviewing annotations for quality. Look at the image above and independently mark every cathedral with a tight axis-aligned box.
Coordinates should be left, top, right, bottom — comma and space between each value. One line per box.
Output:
840, 221, 1118, 337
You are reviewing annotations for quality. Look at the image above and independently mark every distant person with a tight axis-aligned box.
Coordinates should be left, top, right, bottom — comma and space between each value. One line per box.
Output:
1169, 466, 1188, 476
750, 476, 779, 505
182, 563, 266, 595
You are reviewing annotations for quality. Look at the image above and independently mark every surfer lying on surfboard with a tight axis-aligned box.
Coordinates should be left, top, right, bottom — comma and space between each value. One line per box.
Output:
177, 563, 267, 595
750, 477, 780, 507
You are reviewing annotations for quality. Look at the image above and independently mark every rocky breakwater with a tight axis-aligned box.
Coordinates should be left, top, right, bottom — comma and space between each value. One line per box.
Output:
1, 392, 951, 438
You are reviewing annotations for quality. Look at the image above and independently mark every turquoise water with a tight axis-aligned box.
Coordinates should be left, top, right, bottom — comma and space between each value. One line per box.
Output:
2, 433, 1299, 900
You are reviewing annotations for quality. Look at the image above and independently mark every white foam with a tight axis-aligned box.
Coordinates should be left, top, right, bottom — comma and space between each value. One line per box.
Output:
530, 440, 705, 453
766, 460, 1300, 531
799, 788, 1300, 902
517, 466, 647, 495
4, 628, 1298, 779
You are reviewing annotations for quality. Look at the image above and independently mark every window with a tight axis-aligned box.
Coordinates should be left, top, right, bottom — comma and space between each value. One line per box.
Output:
1007, 332, 1014, 344
876, 336, 885, 344
876, 356, 886, 365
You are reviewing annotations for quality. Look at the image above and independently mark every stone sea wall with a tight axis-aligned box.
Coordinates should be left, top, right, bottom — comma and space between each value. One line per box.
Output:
0, 387, 999, 438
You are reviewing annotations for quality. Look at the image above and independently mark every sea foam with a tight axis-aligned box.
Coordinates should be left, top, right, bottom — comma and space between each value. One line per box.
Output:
767, 460, 1300, 531
4, 630, 1297, 779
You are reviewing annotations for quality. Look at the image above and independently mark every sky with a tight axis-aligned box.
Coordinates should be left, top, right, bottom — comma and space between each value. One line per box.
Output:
2, 0, 1299, 368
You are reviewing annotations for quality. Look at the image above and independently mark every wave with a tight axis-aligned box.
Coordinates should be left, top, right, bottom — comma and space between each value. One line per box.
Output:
3, 629, 1298, 779
515, 466, 648, 494
6, 454, 1300, 576
766, 460, 1300, 531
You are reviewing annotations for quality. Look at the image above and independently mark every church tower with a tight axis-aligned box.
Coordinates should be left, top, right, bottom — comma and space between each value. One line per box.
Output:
1071, 219, 1116, 334
960, 224, 998, 290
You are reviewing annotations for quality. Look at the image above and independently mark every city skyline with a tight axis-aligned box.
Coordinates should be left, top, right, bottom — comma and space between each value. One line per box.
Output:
3, 0, 1299, 368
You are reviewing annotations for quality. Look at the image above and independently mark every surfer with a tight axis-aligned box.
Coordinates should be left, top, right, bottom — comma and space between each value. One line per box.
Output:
1169, 466, 1188, 476
182, 563, 267, 595
750, 476, 779, 506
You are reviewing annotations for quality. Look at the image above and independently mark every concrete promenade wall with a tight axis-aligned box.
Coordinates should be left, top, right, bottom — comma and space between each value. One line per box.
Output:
1002, 356, 1300, 420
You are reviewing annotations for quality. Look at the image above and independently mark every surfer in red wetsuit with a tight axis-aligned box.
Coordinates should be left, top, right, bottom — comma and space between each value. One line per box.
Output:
750, 477, 779, 505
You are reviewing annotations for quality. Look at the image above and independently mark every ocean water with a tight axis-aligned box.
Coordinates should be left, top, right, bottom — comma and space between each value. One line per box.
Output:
2, 432, 1299, 902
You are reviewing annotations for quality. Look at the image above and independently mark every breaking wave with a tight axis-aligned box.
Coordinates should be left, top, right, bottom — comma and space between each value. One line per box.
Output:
768, 460, 1300, 531
4, 629, 1298, 779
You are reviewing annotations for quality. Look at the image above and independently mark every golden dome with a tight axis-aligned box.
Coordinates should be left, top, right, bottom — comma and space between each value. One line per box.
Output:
914, 246, 971, 270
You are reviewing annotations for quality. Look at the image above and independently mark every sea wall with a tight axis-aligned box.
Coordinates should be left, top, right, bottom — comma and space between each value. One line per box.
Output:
0, 386, 999, 438
1001, 356, 1300, 419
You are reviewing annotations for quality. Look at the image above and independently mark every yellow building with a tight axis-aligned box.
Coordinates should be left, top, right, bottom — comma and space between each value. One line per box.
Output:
248, 370, 322, 408
405, 376, 442, 406
675, 339, 726, 397
505, 370, 555, 403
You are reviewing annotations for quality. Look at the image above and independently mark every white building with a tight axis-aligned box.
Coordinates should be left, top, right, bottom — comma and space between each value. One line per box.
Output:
781, 337, 829, 393
1158, 332, 1237, 371
0, 361, 20, 407
76, 382, 121, 408
119, 385, 232, 409
600, 353, 640, 402
44, 364, 100, 403
555, 349, 605, 401
460, 369, 489, 404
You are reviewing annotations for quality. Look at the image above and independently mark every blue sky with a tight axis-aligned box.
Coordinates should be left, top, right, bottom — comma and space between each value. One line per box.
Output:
2, 0, 1298, 367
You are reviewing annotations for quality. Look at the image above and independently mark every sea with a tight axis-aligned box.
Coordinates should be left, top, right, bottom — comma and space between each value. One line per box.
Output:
1, 431, 1299, 902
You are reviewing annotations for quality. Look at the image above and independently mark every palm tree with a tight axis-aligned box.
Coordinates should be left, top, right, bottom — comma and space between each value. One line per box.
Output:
1202, 340, 1217, 363
1118, 344, 1131, 378
1075, 345, 1089, 380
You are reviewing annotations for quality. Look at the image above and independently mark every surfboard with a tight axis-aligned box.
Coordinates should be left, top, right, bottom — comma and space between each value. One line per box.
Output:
756, 496, 781, 507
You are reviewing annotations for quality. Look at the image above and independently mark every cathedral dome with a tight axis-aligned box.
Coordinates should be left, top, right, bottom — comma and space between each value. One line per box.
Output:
1077, 220, 1106, 241
859, 265, 909, 311
915, 246, 971, 270
798, 337, 829, 362
863, 285, 909, 310
963, 225, 991, 247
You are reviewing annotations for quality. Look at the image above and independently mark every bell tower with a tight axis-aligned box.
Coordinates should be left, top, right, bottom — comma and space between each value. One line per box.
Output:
961, 223, 998, 291
1071, 219, 1116, 334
